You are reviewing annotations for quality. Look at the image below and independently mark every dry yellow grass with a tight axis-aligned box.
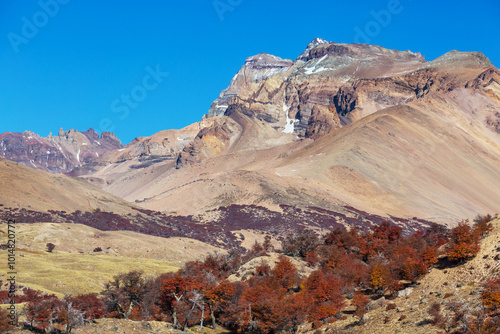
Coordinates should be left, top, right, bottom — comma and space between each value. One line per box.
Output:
1, 250, 178, 297
0, 222, 225, 297
12, 223, 225, 263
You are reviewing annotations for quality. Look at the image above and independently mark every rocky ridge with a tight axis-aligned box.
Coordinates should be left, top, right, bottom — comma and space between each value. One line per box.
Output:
206, 39, 495, 142
0, 128, 122, 173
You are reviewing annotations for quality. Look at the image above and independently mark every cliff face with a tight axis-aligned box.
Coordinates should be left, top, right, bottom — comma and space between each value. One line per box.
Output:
206, 40, 496, 143
0, 128, 122, 173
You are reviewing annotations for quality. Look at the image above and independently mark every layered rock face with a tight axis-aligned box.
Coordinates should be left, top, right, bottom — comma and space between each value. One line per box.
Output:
205, 39, 497, 145
0, 128, 122, 173
103, 119, 216, 164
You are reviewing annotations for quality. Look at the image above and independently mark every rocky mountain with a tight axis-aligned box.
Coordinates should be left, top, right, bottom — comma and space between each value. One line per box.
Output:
0, 128, 122, 173
101, 119, 216, 164
207, 39, 496, 141
69, 39, 499, 225
3, 39, 500, 225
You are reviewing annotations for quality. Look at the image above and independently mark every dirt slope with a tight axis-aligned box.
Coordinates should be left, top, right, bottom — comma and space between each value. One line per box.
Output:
88, 87, 500, 224
0, 157, 135, 214
276, 89, 500, 223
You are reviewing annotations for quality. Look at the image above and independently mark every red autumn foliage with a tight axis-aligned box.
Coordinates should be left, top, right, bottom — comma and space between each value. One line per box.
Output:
447, 220, 480, 262
424, 222, 450, 247
482, 278, 500, 317
337, 255, 369, 288
0, 307, 13, 333
302, 270, 343, 324
324, 227, 360, 252
25, 296, 85, 333
320, 245, 345, 271
303, 270, 342, 306
372, 221, 402, 244
255, 261, 272, 276
234, 278, 308, 333
160, 274, 192, 328
422, 246, 439, 268
204, 280, 235, 330
281, 228, 320, 258
391, 245, 427, 282
272, 255, 300, 290
238, 282, 285, 332
101, 270, 150, 320
11, 212, 491, 334
305, 251, 319, 267
352, 291, 370, 317
474, 214, 493, 238
67, 293, 105, 320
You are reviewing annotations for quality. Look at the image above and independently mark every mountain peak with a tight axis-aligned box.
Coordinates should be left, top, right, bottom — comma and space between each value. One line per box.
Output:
308, 37, 331, 48
82, 128, 99, 141
297, 38, 332, 61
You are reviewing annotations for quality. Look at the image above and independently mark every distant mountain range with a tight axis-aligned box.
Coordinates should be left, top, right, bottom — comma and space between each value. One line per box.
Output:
2, 39, 499, 224
0, 128, 122, 173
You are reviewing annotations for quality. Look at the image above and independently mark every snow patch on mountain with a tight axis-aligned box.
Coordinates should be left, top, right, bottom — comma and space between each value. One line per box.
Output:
282, 103, 298, 134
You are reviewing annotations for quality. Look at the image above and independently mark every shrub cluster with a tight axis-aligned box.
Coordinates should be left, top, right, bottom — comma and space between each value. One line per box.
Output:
1, 214, 495, 333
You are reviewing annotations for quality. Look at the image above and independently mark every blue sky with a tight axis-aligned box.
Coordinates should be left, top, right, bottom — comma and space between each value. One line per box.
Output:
1, 0, 499, 144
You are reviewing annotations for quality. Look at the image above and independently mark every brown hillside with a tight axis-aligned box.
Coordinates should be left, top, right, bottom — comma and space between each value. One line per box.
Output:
0, 157, 135, 214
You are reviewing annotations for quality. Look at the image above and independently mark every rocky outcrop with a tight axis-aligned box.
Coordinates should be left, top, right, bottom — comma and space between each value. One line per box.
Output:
61, 41, 500, 225
305, 105, 340, 139
333, 86, 358, 119
466, 67, 500, 89
303, 43, 350, 61
296, 37, 331, 61
104, 121, 215, 164
151, 40, 499, 177
207, 53, 293, 118
176, 118, 237, 168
